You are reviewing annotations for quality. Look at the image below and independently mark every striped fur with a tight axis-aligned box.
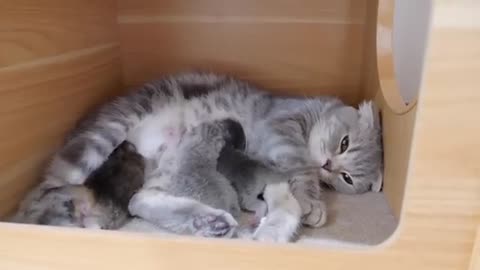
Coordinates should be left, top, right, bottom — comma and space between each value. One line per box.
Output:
14, 72, 383, 242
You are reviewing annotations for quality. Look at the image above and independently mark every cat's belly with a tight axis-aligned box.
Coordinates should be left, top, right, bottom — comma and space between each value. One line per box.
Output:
126, 105, 185, 159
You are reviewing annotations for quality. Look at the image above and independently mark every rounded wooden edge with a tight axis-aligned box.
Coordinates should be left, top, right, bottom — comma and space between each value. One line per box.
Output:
376, 0, 417, 115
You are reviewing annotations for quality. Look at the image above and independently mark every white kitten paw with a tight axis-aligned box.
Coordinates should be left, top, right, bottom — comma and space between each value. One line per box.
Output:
298, 198, 327, 228
252, 217, 290, 243
193, 210, 238, 238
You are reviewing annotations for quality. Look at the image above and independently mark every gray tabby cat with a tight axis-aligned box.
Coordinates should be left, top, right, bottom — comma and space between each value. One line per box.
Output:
12, 119, 248, 236
13, 119, 248, 237
15, 72, 382, 242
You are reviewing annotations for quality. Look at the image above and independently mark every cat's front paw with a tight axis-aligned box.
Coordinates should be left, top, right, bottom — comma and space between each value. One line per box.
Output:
193, 210, 238, 238
297, 197, 327, 227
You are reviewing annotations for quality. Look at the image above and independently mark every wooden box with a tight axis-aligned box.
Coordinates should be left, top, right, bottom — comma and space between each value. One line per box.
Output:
0, 0, 478, 269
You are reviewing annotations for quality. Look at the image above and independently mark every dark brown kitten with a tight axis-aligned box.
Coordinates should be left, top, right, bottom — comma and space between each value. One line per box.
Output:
85, 140, 145, 212
14, 141, 145, 229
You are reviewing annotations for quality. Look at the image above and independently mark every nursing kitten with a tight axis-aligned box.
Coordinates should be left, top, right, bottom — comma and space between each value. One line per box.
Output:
217, 146, 283, 221
217, 146, 267, 219
12, 141, 145, 229
127, 118, 294, 239
218, 144, 323, 241
17, 72, 383, 242
130, 119, 245, 237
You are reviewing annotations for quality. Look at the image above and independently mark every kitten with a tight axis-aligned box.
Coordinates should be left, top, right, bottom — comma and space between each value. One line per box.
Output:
12, 141, 145, 229
129, 119, 246, 238
125, 118, 296, 239
17, 72, 383, 242
217, 146, 269, 222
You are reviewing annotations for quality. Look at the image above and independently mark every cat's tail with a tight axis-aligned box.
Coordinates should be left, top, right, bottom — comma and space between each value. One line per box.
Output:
15, 72, 231, 217
16, 82, 171, 215
50, 72, 229, 186
251, 182, 302, 243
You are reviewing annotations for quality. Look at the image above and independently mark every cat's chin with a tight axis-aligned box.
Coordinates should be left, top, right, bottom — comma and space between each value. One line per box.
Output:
318, 171, 337, 190
318, 170, 333, 181
320, 181, 335, 191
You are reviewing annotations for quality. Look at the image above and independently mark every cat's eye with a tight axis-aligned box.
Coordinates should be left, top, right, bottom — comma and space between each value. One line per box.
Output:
339, 135, 349, 154
341, 172, 353, 185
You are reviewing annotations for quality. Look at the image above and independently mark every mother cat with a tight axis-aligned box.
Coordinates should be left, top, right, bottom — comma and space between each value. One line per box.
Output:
18, 72, 382, 242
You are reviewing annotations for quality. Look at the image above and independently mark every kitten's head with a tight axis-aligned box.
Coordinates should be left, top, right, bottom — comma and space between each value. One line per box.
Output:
308, 101, 383, 194
218, 119, 246, 151
183, 119, 245, 153
27, 185, 100, 227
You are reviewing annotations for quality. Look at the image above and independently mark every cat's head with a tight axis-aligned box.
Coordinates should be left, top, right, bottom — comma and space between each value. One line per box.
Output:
308, 101, 383, 194
23, 185, 100, 228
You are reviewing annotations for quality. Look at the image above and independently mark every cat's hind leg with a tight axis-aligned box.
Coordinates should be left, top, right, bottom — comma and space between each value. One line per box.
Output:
129, 187, 238, 238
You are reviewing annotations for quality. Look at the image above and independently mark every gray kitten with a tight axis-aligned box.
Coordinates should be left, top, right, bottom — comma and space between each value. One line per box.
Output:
12, 141, 145, 229
129, 119, 245, 237
129, 118, 290, 238
16, 72, 382, 242
218, 146, 318, 241
217, 146, 289, 223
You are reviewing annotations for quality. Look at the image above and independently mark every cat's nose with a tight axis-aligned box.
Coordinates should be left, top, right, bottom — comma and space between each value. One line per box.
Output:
322, 159, 332, 172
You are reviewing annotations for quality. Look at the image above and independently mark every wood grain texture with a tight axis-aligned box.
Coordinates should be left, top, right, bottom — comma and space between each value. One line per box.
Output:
0, 46, 122, 217
0, 0, 118, 68
361, 0, 379, 101
471, 226, 480, 270
118, 0, 367, 104
375, 0, 417, 114
118, 0, 367, 22
0, 0, 122, 216
119, 22, 364, 102
361, 0, 414, 219
0, 1, 479, 270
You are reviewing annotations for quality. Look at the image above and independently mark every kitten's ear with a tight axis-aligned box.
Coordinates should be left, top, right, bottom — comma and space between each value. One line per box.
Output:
123, 141, 137, 152
371, 169, 383, 192
358, 100, 381, 129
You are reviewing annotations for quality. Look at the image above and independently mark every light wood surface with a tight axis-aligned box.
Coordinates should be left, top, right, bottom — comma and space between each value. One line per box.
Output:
471, 226, 480, 270
0, 1, 122, 217
0, 0, 479, 269
118, 0, 368, 103
0, 0, 118, 68
118, 0, 367, 20
361, 0, 416, 219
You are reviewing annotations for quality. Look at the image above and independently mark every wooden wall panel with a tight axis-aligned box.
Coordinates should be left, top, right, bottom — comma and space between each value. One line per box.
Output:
0, 0, 118, 68
0, 1, 122, 217
0, 1, 478, 270
0, 47, 121, 217
118, 0, 367, 103
118, 0, 366, 21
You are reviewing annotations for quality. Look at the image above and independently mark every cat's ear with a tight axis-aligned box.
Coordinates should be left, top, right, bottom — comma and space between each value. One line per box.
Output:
371, 169, 383, 192
358, 100, 380, 129
336, 106, 358, 126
